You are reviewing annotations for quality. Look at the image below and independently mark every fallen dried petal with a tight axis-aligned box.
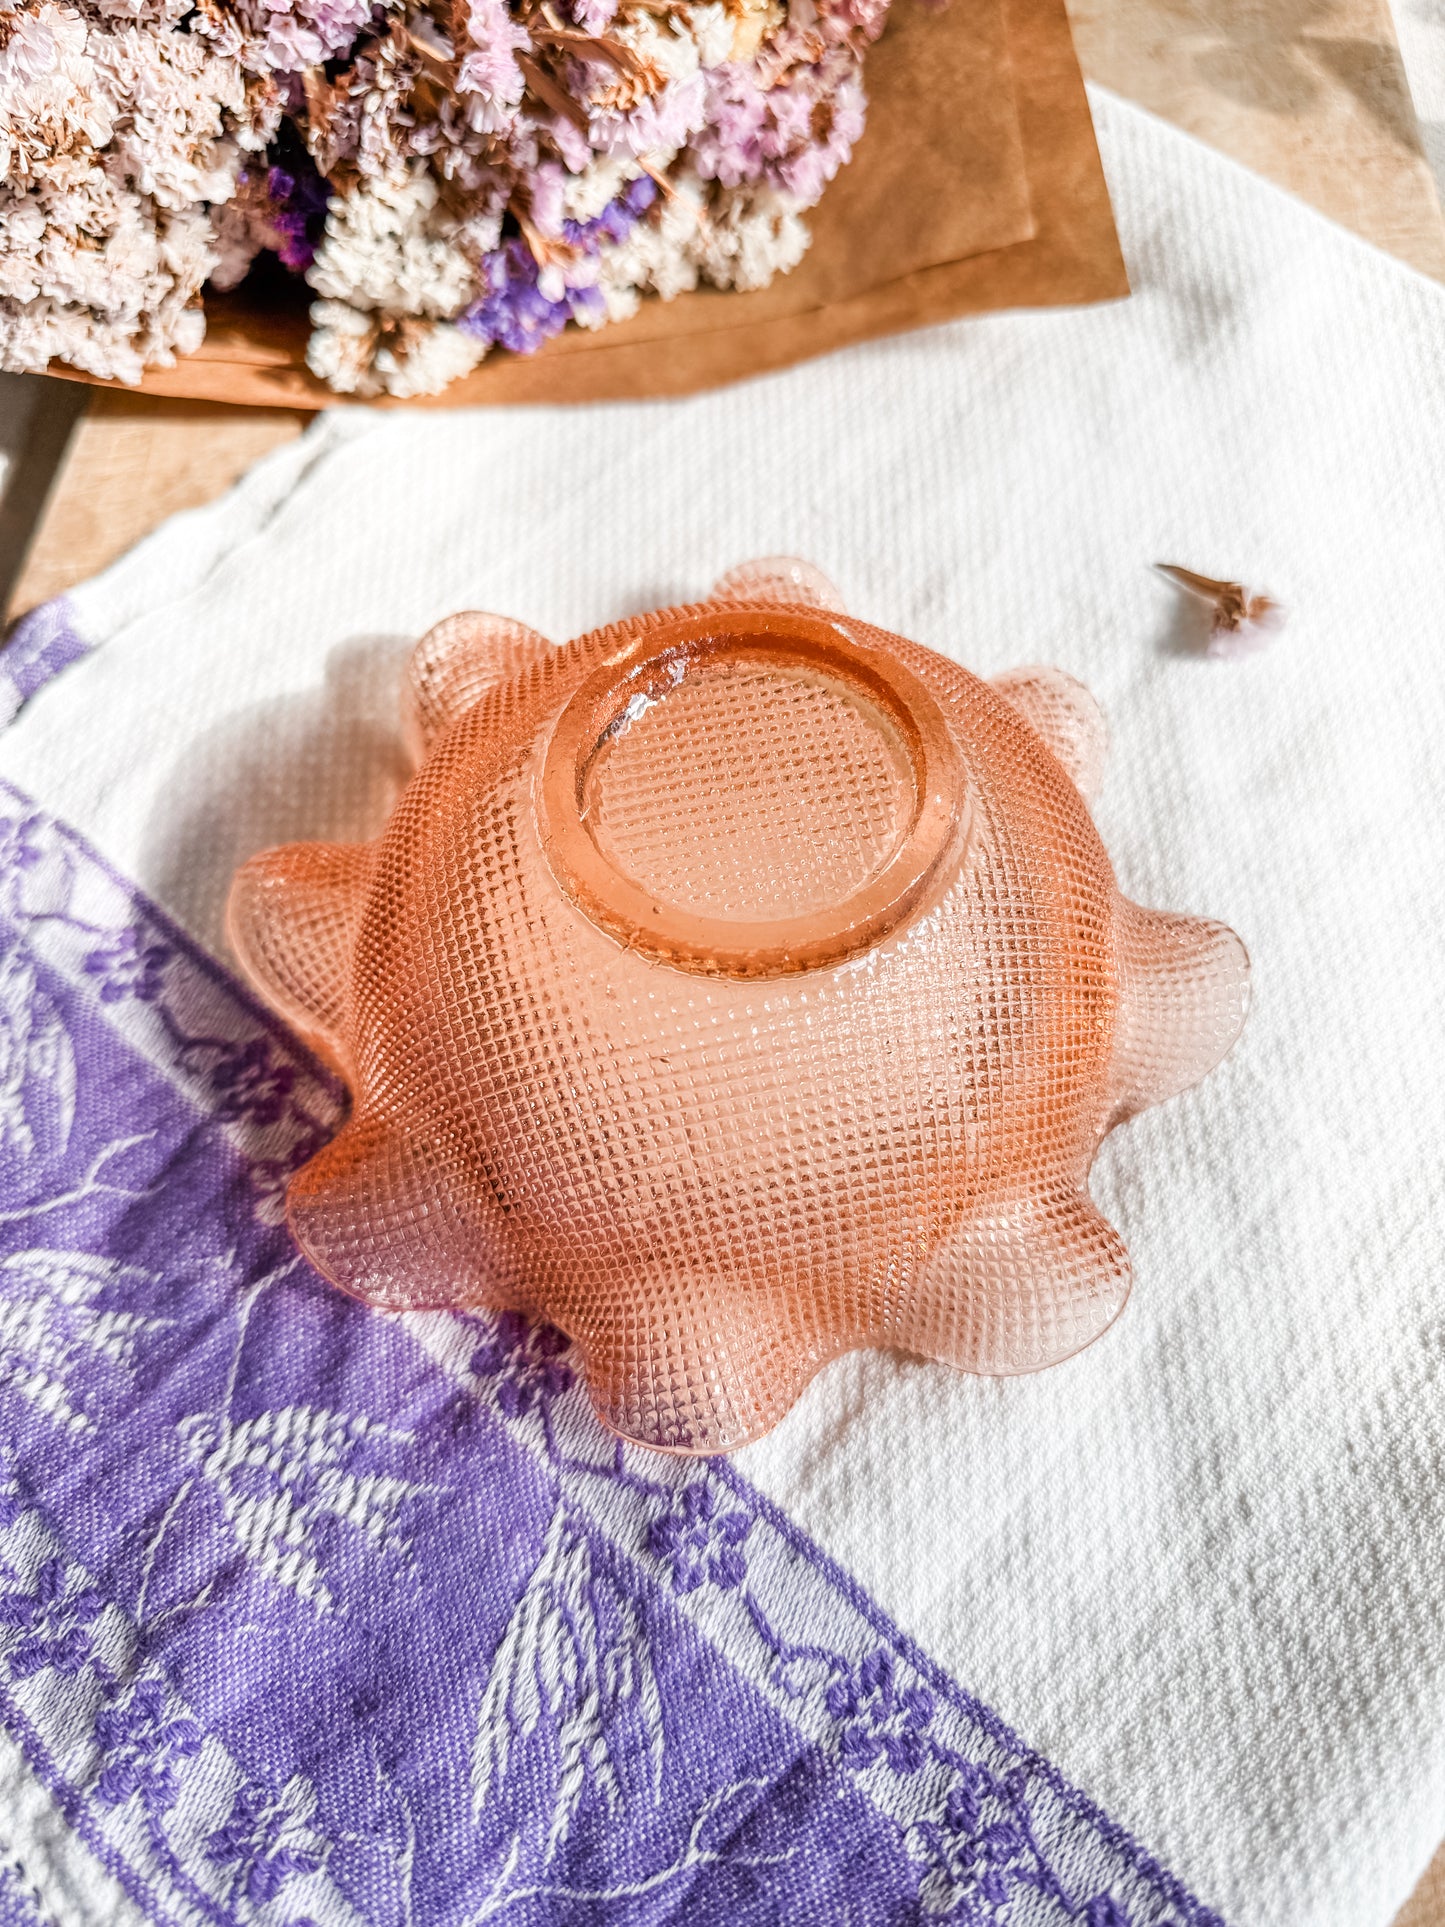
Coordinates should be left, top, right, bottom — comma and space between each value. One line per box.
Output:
1156, 563, 1287, 660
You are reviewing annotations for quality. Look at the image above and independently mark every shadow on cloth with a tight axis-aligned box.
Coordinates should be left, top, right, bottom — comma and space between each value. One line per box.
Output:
141, 632, 414, 961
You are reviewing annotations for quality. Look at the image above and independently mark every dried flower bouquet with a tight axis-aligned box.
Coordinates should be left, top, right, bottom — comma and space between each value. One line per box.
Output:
0, 0, 889, 397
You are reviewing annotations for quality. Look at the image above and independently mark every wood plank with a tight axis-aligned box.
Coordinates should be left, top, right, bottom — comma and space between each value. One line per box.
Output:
4, 390, 306, 622
0, 376, 88, 616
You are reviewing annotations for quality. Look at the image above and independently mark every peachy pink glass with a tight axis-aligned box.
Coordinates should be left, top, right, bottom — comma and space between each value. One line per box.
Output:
228, 558, 1249, 1453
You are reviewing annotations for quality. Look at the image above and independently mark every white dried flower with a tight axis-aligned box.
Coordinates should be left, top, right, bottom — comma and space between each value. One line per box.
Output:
373, 313, 485, 395
305, 20, 416, 180
208, 165, 283, 290
306, 296, 486, 396
307, 165, 474, 318
0, 187, 212, 380
304, 294, 374, 391
95, 23, 248, 205
592, 171, 707, 318
88, 0, 190, 24
561, 149, 643, 223
0, 0, 272, 382
607, 11, 701, 89
685, 2, 733, 70
0, 3, 113, 189
694, 179, 809, 290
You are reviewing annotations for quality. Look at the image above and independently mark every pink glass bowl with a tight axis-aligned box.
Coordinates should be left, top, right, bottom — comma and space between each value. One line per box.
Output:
228, 558, 1249, 1453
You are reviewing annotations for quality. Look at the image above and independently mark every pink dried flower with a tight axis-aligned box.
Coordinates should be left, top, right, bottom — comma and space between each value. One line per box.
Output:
526, 158, 566, 237
816, 0, 890, 41
454, 0, 530, 121
223, 0, 377, 72
692, 52, 863, 207
690, 69, 765, 187
547, 108, 591, 173
1156, 564, 1288, 661
566, 0, 617, 33
617, 69, 705, 156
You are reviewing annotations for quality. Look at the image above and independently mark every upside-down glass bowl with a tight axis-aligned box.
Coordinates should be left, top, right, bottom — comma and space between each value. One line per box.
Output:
229, 559, 1249, 1452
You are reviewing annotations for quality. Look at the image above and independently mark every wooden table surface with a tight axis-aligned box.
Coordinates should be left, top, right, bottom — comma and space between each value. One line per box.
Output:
2, 8, 1444, 1918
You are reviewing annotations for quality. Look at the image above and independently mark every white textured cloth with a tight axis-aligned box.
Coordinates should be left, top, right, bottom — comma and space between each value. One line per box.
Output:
4, 89, 1445, 1927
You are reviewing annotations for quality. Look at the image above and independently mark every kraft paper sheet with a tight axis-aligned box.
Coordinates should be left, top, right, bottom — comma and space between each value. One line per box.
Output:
56, 0, 1127, 407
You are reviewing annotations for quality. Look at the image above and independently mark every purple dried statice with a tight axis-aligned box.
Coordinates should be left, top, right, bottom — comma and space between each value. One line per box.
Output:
462, 237, 583, 353
460, 173, 655, 350
210, 149, 330, 286
562, 0, 616, 35
266, 159, 331, 270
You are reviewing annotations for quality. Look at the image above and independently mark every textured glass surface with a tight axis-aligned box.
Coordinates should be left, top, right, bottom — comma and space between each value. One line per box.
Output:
586, 661, 915, 922
229, 560, 1249, 1453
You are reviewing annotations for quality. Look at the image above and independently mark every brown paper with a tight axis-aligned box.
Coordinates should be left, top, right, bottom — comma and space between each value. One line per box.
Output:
54, 0, 1126, 408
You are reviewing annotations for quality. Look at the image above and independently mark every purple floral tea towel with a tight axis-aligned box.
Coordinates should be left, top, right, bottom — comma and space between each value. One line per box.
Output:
0, 789, 1210, 1926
